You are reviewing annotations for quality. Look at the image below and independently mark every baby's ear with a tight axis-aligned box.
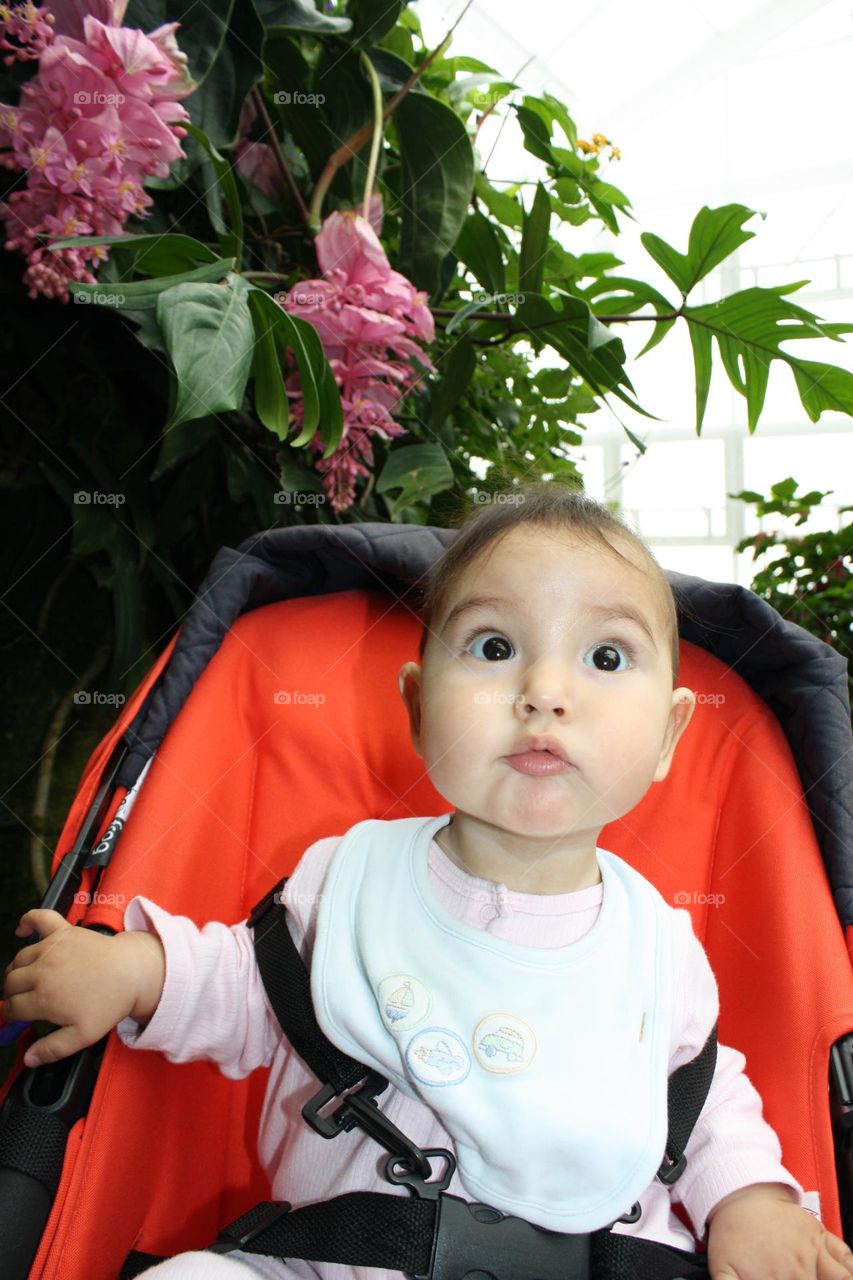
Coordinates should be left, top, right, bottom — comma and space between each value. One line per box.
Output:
653, 688, 696, 783
398, 661, 424, 756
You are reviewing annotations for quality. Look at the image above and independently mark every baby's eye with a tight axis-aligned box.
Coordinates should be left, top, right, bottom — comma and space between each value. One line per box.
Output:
583, 643, 632, 673
465, 631, 515, 661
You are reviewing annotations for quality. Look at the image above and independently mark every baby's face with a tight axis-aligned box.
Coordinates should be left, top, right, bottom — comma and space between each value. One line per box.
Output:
399, 526, 695, 855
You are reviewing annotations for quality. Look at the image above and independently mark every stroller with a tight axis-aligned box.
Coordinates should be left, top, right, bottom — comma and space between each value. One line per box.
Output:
0, 519, 852, 1279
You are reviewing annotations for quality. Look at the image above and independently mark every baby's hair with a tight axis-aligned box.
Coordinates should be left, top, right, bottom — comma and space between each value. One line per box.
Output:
416, 479, 681, 681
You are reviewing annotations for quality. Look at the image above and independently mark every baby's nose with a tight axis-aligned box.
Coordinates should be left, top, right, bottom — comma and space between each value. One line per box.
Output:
514, 679, 568, 718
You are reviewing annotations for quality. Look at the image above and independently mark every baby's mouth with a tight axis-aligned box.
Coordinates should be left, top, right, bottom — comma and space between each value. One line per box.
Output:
505, 750, 574, 776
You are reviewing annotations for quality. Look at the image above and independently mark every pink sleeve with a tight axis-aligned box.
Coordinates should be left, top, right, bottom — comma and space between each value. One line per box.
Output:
667, 910, 806, 1241
115, 836, 343, 1079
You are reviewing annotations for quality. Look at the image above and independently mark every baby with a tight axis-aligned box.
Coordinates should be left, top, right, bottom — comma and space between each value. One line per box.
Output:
5, 483, 853, 1280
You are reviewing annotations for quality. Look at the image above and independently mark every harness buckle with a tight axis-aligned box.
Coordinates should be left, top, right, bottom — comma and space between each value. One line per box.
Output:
421, 1195, 590, 1280
657, 1149, 688, 1184
302, 1071, 432, 1179
385, 1151, 591, 1280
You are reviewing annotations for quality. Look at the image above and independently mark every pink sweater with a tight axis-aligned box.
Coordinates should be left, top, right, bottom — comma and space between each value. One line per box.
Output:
117, 835, 807, 1274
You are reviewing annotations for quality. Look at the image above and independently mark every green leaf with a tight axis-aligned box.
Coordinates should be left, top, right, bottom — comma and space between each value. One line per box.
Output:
396, 93, 475, 294
454, 212, 505, 296
687, 322, 713, 434
376, 443, 454, 516
581, 275, 677, 356
263, 34, 332, 182
185, 0, 264, 149
68, 259, 235, 311
185, 123, 244, 264
348, 0, 404, 45
685, 282, 853, 429
255, 0, 352, 33
518, 181, 551, 295
248, 288, 344, 455
446, 294, 507, 335
514, 103, 555, 166
249, 296, 291, 441
641, 205, 760, 296
537, 368, 575, 398
791, 361, 853, 422
430, 337, 476, 429
157, 274, 256, 430
474, 173, 523, 229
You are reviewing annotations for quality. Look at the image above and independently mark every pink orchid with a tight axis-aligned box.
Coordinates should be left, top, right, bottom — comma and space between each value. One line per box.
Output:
279, 202, 435, 512
0, 8, 195, 300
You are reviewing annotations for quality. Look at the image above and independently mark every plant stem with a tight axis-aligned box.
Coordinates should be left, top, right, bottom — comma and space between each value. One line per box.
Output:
308, 0, 476, 231
431, 308, 682, 325
360, 50, 383, 221
251, 86, 310, 226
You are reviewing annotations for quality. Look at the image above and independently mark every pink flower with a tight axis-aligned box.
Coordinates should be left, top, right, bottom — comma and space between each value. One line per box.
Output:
279, 202, 435, 512
0, 2, 55, 64
0, 9, 194, 300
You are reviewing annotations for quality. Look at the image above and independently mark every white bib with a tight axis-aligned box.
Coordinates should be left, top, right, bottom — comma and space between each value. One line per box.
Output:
311, 814, 675, 1232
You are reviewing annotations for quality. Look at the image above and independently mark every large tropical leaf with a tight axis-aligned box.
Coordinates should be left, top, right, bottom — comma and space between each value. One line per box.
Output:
395, 93, 475, 294
157, 274, 256, 430
684, 283, 853, 431
641, 205, 761, 296
247, 288, 343, 456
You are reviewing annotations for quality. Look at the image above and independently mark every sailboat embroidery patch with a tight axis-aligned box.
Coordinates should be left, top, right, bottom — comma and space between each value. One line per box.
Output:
378, 974, 431, 1033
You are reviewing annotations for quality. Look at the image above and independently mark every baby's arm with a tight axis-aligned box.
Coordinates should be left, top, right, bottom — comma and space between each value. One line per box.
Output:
3, 907, 165, 1069
668, 913, 853, 1277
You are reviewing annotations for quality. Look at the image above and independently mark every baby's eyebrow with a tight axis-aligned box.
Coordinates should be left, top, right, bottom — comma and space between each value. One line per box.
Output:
585, 603, 657, 645
441, 595, 517, 631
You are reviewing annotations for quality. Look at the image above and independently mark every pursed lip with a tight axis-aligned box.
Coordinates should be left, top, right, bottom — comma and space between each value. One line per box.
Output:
505, 735, 572, 764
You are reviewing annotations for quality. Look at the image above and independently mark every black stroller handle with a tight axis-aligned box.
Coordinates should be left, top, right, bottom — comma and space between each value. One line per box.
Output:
0, 735, 130, 1280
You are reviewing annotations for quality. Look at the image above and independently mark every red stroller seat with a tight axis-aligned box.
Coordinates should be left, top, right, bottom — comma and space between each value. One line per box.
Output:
1, 522, 851, 1279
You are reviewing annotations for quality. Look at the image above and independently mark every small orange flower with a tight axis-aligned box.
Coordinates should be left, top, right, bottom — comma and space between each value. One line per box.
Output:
591, 132, 609, 147
611, 145, 621, 160
577, 139, 598, 155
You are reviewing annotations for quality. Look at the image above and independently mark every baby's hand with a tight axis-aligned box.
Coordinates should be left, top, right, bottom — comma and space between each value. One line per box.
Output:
707, 1182, 853, 1279
3, 908, 165, 1068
